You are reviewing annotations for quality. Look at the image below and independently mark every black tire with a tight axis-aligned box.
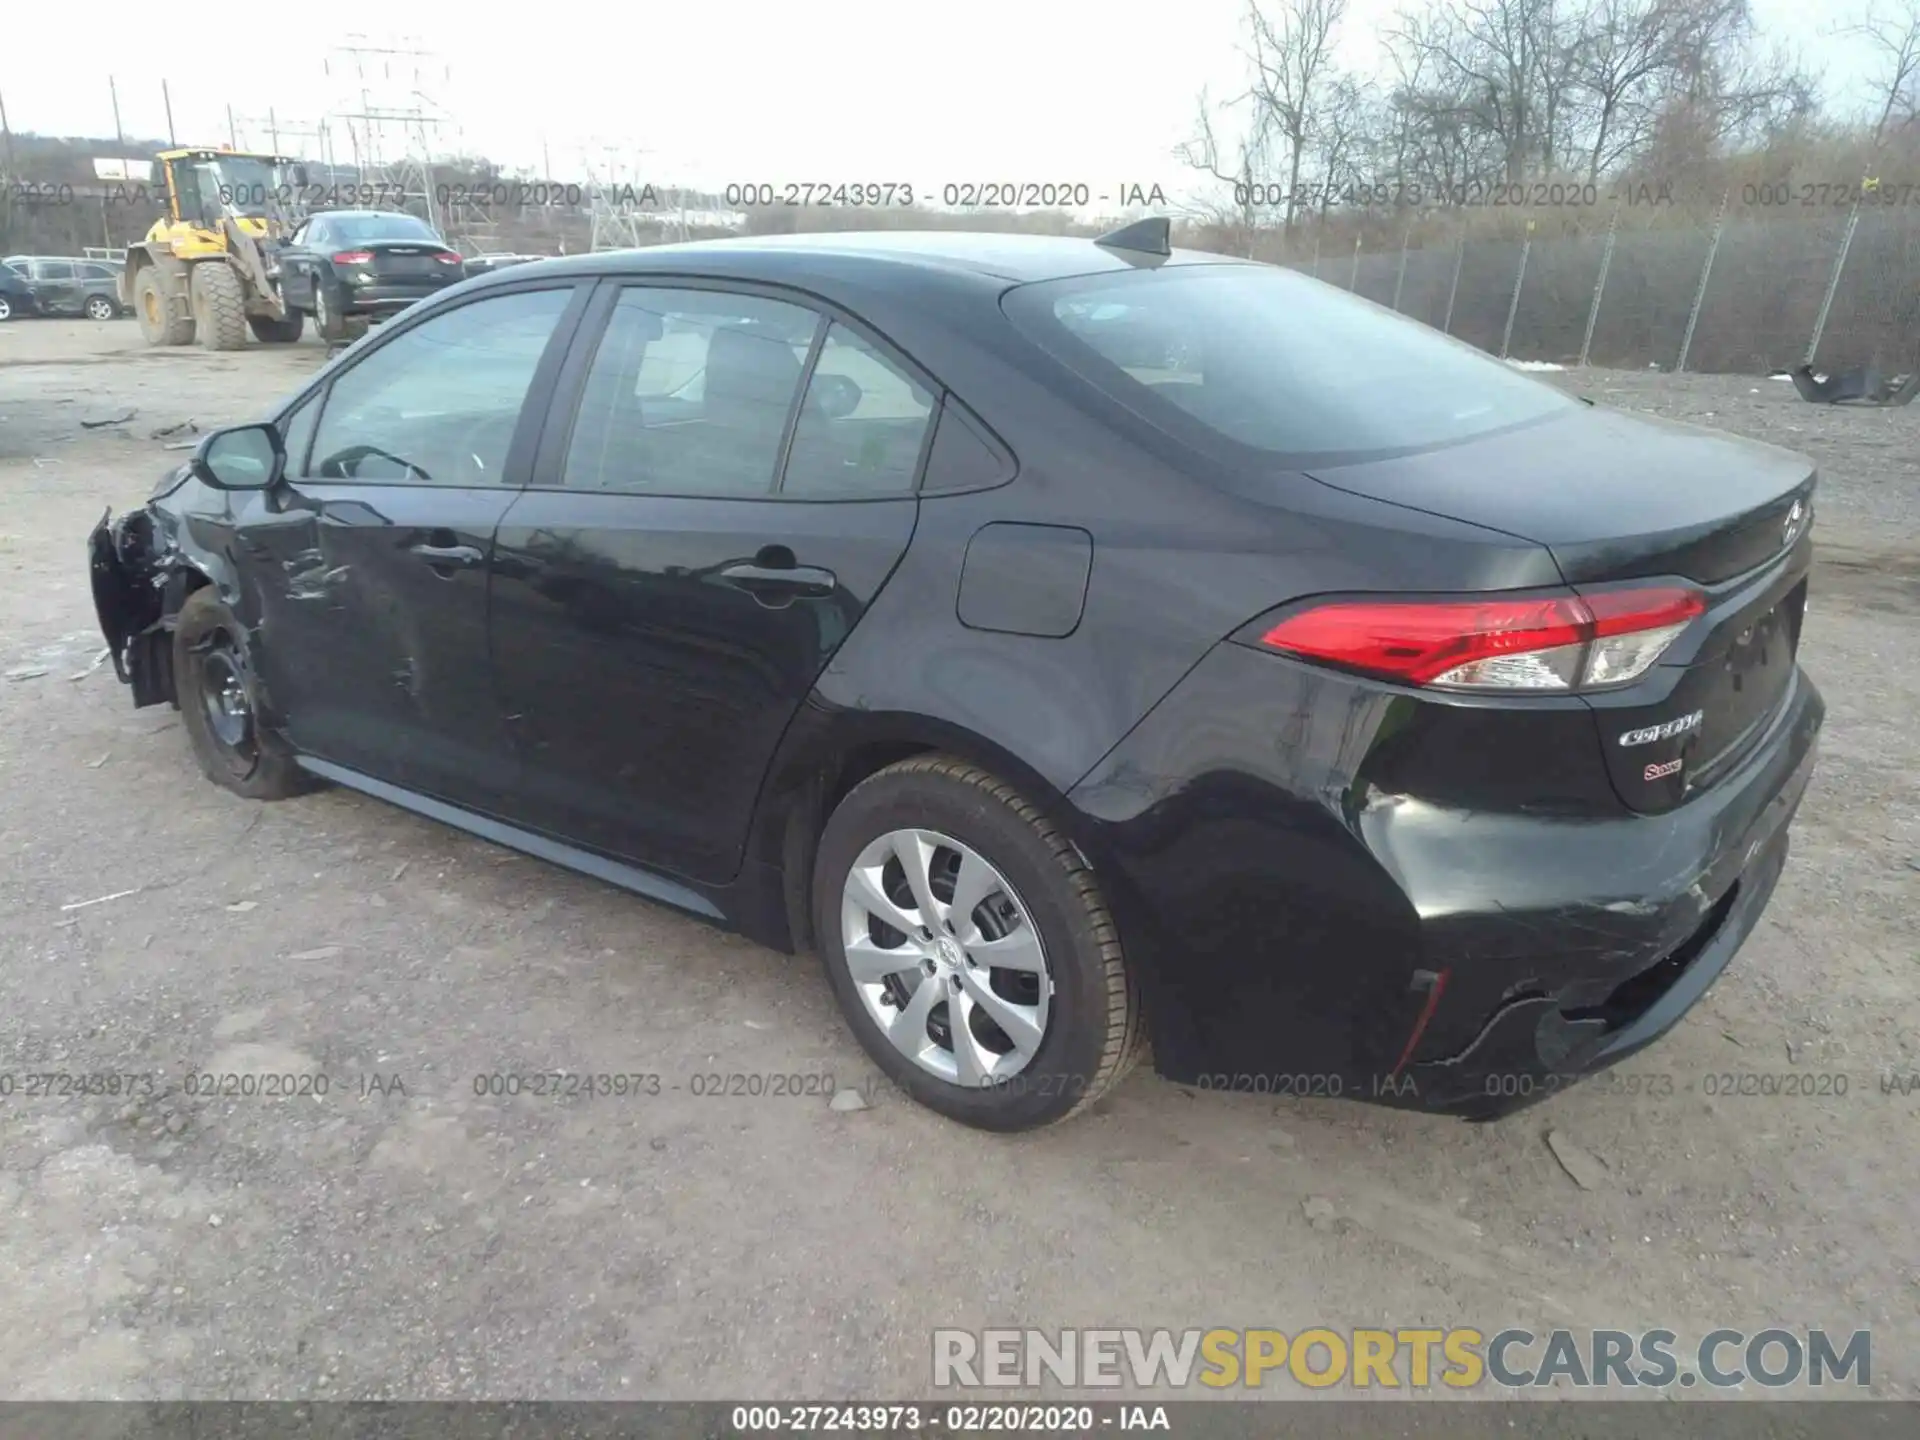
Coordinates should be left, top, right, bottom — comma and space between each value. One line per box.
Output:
248, 311, 304, 343
84, 293, 118, 321
133, 265, 195, 345
189, 263, 250, 350
173, 588, 311, 800
313, 280, 351, 344
0, 295, 12, 322
812, 755, 1145, 1131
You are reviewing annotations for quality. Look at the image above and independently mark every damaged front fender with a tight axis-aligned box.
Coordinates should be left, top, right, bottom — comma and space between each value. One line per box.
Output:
87, 502, 206, 709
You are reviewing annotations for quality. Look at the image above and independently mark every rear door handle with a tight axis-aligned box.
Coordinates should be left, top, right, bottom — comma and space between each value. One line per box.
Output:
716, 562, 836, 600
409, 542, 483, 569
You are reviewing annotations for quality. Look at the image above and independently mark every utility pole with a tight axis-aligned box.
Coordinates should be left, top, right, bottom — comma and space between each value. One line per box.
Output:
109, 76, 126, 149
0, 85, 14, 176
162, 80, 177, 146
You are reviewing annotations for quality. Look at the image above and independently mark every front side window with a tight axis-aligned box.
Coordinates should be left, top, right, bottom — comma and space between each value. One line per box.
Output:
310, 287, 574, 485
781, 323, 935, 496
1005, 264, 1577, 466
561, 287, 820, 496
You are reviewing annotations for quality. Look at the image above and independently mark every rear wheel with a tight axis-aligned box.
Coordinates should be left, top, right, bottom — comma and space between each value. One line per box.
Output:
812, 756, 1145, 1131
313, 281, 351, 344
84, 294, 118, 321
248, 311, 304, 343
189, 263, 249, 350
173, 588, 311, 800
133, 265, 195, 346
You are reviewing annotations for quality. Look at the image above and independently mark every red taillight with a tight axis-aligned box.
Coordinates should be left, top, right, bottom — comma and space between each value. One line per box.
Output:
433, 251, 463, 264
331, 250, 373, 265
1257, 586, 1706, 693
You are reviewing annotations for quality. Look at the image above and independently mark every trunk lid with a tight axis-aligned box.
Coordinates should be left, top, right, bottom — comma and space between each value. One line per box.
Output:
1303, 405, 1815, 586
1307, 404, 1817, 814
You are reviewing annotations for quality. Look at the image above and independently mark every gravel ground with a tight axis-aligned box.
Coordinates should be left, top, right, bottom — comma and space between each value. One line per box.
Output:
0, 320, 1915, 1402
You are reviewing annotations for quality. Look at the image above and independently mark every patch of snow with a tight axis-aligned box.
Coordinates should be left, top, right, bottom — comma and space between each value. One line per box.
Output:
1505, 359, 1567, 371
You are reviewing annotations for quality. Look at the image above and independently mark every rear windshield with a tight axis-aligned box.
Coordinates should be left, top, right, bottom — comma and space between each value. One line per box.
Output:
1003, 264, 1575, 465
325, 214, 439, 245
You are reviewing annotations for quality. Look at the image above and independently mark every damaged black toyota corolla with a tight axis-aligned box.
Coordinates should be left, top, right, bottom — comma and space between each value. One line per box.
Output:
87, 223, 1824, 1131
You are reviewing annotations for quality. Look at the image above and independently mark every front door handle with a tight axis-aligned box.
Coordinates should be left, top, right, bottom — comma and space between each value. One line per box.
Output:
716, 562, 837, 604
409, 541, 483, 570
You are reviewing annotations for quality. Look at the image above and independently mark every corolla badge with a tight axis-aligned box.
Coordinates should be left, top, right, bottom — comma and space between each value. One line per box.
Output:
1618, 710, 1704, 747
1782, 498, 1807, 549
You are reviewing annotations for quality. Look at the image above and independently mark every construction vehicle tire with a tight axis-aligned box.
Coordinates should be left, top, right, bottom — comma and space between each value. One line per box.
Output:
134, 265, 195, 346
190, 262, 250, 351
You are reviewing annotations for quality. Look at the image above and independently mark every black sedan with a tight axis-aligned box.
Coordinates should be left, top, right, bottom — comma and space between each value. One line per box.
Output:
274, 210, 466, 343
86, 223, 1823, 1131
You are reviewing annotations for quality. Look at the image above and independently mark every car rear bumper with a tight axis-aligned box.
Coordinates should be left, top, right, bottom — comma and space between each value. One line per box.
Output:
1065, 641, 1824, 1118
340, 279, 458, 313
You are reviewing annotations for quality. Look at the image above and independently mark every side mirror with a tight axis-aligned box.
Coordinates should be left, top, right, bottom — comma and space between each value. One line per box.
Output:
190, 423, 282, 491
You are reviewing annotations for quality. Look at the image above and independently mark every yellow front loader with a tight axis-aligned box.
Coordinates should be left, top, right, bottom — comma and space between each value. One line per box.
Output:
120, 148, 309, 350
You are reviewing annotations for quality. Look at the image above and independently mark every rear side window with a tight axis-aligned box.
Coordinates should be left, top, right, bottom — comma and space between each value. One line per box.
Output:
781, 324, 935, 496
1004, 265, 1575, 465
561, 287, 820, 497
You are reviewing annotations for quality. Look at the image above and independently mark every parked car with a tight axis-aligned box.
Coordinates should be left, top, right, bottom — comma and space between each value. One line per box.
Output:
274, 210, 466, 342
86, 227, 1824, 1133
0, 260, 35, 321
1, 255, 128, 319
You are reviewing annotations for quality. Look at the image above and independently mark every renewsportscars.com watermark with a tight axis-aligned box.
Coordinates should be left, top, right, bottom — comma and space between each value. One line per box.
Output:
933, 1327, 1870, 1392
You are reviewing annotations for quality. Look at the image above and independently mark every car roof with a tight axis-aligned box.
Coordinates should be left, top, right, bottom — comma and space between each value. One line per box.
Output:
310, 210, 431, 223
465, 229, 1252, 289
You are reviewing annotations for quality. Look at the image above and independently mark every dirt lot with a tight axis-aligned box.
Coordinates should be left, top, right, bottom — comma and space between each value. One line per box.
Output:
1, 318, 1915, 1402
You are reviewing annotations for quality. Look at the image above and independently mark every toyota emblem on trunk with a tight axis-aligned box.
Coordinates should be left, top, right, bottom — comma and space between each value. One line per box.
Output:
1782, 499, 1807, 549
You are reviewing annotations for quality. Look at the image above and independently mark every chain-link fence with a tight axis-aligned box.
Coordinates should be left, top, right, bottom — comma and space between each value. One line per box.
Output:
1283, 203, 1920, 376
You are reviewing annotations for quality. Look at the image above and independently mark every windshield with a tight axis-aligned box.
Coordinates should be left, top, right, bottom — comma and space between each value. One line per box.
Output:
325, 213, 439, 245
1003, 264, 1577, 466
206, 158, 281, 219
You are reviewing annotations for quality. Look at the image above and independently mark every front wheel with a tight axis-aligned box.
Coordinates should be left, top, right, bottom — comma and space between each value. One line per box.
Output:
812, 756, 1145, 1131
0, 295, 12, 322
85, 294, 118, 321
173, 588, 313, 800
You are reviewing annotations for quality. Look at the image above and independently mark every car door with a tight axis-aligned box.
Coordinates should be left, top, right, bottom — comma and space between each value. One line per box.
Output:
31, 259, 79, 314
283, 217, 330, 308
235, 281, 589, 813
276, 218, 316, 308
488, 282, 934, 884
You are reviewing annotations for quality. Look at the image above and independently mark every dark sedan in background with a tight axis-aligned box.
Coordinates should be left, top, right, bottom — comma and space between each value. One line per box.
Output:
274, 210, 466, 343
86, 224, 1822, 1133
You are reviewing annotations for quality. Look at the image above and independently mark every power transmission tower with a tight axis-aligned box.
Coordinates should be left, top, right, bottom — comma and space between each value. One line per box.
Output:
584, 144, 668, 251
325, 34, 450, 230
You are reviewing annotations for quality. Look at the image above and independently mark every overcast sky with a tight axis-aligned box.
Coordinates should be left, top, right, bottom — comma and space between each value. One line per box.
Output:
3, 0, 1894, 201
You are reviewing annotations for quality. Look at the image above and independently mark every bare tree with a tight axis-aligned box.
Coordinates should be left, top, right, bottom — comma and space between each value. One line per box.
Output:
1845, 0, 1920, 143
1176, 87, 1272, 254
1246, 0, 1351, 227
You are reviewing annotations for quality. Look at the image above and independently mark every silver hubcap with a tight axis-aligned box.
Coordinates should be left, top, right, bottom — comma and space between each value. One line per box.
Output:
840, 828, 1052, 1086
89, 298, 112, 318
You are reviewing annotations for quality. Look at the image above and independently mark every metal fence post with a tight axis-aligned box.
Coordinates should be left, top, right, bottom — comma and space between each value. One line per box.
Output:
1442, 231, 1465, 334
1391, 225, 1411, 312
1676, 188, 1731, 374
1579, 202, 1620, 368
1806, 193, 1864, 366
1348, 232, 1362, 291
1309, 226, 1322, 281
1500, 220, 1534, 360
